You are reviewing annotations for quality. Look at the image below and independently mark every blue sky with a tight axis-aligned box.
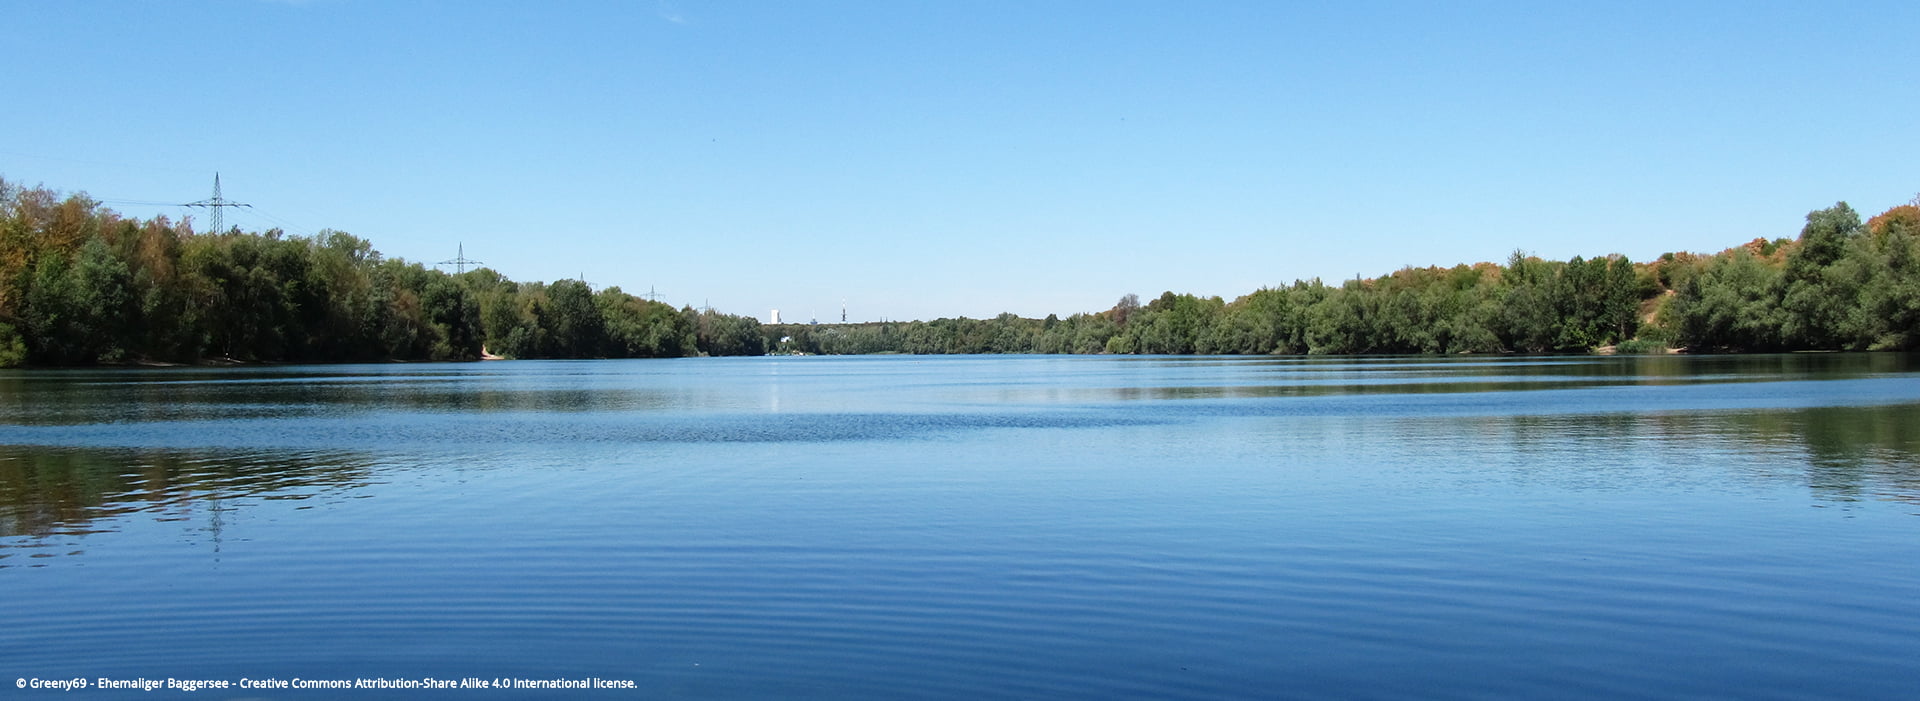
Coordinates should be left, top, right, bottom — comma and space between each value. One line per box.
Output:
4, 1, 1916, 322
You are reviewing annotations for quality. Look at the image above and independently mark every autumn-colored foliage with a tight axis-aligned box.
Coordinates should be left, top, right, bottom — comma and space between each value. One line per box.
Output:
0, 177, 763, 366
1867, 203, 1919, 237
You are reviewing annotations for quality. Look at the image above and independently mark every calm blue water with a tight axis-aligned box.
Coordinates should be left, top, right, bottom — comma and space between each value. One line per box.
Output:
2, 354, 1918, 699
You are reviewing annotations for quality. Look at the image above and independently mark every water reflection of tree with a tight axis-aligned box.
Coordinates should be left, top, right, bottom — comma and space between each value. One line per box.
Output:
1462, 402, 1920, 507
1658, 401, 1912, 507
0, 369, 691, 427
1776, 404, 1920, 504
0, 446, 378, 543
1661, 403, 1920, 504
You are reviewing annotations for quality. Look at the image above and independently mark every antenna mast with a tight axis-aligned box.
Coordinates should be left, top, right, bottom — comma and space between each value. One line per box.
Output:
182, 173, 250, 234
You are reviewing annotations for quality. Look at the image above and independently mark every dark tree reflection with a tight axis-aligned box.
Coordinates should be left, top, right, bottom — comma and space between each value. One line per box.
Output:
0, 446, 377, 542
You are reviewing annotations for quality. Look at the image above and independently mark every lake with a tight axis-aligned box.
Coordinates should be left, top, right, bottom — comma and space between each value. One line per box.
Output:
2, 354, 1918, 699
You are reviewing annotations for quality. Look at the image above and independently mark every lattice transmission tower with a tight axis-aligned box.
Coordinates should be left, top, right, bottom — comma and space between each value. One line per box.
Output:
437, 243, 485, 274
182, 173, 250, 234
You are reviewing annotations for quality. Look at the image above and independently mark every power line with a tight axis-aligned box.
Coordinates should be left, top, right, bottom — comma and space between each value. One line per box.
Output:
240, 206, 319, 237
96, 198, 181, 208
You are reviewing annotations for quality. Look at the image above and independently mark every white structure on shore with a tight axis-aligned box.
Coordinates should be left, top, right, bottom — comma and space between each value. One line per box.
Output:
771, 309, 781, 324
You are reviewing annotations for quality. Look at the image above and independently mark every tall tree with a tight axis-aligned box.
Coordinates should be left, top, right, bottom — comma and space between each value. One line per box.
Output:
544, 279, 605, 358
1780, 203, 1864, 348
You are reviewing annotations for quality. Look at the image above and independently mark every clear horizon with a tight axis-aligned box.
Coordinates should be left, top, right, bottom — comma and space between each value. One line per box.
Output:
5, 0, 1916, 322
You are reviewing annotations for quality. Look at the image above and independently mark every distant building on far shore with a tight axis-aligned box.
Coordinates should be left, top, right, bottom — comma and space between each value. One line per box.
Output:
771, 309, 781, 324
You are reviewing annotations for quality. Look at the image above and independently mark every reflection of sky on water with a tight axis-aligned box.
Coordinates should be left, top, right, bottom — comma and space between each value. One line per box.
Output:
2, 354, 1917, 563
3, 356, 1918, 699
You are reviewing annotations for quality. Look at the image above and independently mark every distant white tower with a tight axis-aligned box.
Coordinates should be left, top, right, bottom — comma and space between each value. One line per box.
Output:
771, 309, 781, 324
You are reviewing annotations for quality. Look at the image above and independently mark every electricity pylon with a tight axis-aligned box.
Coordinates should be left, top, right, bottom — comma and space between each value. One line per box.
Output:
438, 243, 485, 274
182, 173, 250, 234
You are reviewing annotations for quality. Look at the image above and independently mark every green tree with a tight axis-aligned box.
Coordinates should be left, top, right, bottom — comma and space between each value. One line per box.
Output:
1600, 255, 1642, 343
1499, 252, 1558, 353
421, 273, 482, 360
0, 322, 26, 367
543, 279, 605, 358
1847, 214, 1920, 349
1668, 248, 1783, 351
1780, 203, 1863, 348
23, 236, 132, 364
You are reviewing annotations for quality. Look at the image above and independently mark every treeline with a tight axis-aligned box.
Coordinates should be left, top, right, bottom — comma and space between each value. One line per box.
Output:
4, 175, 1915, 367
0, 177, 765, 366
771, 200, 1920, 356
